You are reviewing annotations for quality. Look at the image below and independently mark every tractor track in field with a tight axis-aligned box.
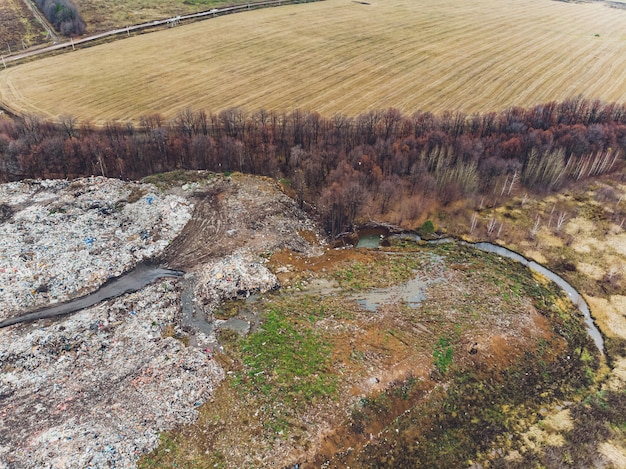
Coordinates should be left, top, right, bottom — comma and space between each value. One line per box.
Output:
2, 0, 319, 66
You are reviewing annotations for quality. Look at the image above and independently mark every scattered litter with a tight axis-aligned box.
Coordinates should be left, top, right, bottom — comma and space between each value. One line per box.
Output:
0, 177, 192, 318
0, 283, 223, 468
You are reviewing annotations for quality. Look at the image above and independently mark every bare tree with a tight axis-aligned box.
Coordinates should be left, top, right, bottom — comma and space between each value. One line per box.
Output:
507, 170, 518, 196
469, 212, 478, 234
379, 178, 399, 213
555, 211, 568, 231
486, 217, 497, 236
530, 215, 541, 239
176, 107, 197, 138
59, 115, 78, 139
521, 193, 528, 207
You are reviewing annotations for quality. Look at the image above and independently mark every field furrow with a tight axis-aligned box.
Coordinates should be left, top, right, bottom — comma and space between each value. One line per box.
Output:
1, 0, 626, 122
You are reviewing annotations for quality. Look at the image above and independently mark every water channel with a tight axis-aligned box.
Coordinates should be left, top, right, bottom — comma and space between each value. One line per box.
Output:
470, 241, 604, 353
0, 233, 606, 354
383, 233, 605, 353
0, 263, 184, 328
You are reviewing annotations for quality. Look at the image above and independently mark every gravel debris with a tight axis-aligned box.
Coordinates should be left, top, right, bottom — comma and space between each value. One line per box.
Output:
0, 282, 223, 468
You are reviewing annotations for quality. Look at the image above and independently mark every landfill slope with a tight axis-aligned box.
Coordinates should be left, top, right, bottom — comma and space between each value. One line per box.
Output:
0, 177, 192, 319
163, 174, 322, 270
0, 283, 223, 468
0, 173, 323, 468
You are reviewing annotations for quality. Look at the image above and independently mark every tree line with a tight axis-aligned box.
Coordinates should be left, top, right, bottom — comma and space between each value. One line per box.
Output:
34, 0, 85, 36
0, 97, 624, 235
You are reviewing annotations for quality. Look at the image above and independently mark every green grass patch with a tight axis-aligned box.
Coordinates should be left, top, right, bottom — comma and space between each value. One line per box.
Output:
433, 336, 454, 374
333, 253, 427, 291
235, 309, 336, 407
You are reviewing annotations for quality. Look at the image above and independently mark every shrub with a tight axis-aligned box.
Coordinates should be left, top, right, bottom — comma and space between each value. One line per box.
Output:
34, 0, 86, 36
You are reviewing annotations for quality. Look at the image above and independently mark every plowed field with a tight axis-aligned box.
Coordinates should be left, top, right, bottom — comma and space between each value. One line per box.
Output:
1, 0, 626, 122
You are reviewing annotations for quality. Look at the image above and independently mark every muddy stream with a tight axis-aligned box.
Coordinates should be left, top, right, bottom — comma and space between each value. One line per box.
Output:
0, 263, 183, 328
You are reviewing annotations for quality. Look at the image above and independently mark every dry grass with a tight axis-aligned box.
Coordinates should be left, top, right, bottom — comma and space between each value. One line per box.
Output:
74, 0, 250, 33
424, 177, 626, 467
139, 241, 588, 467
0, 0, 49, 52
2, 0, 626, 122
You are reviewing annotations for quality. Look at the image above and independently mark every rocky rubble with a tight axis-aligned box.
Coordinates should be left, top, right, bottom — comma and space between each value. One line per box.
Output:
0, 177, 192, 319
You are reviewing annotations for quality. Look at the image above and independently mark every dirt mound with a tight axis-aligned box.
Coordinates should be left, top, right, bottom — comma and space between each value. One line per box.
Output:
163, 174, 322, 270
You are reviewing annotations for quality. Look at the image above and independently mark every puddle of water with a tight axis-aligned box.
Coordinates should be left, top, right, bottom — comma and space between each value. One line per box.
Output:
356, 234, 385, 248
219, 318, 250, 335
352, 229, 604, 354
355, 274, 439, 311
355, 227, 391, 248
389, 233, 422, 243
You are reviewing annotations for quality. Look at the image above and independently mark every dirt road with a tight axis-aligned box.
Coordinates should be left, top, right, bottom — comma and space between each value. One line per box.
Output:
163, 174, 321, 271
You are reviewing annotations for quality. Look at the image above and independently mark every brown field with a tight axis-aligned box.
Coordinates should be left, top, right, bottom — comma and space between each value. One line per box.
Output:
1, 0, 626, 123
74, 0, 251, 33
0, 0, 49, 53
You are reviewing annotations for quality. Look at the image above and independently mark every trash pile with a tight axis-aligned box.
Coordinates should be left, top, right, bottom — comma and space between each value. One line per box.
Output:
0, 173, 326, 468
0, 281, 223, 468
0, 177, 192, 318
195, 254, 278, 311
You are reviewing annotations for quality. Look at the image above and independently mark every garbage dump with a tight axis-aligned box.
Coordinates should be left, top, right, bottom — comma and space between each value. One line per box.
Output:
0, 177, 192, 319
0, 173, 323, 468
0, 282, 223, 468
195, 254, 279, 311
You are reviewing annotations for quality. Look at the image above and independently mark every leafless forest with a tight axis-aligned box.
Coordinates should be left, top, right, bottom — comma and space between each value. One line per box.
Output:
1, 98, 624, 234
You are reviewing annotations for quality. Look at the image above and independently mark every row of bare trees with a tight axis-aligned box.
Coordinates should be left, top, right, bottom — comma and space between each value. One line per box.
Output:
1, 99, 625, 235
